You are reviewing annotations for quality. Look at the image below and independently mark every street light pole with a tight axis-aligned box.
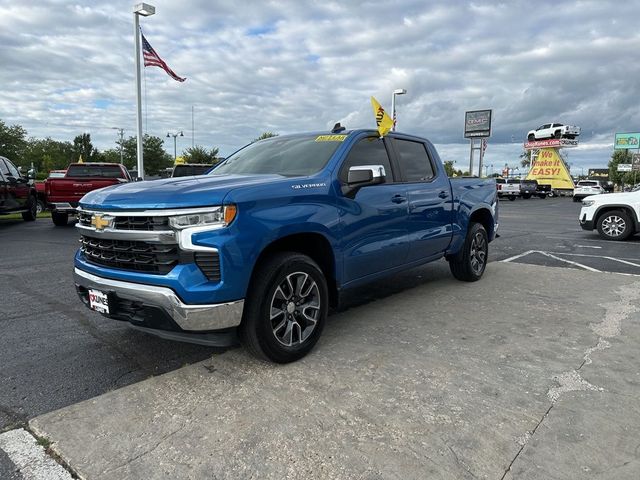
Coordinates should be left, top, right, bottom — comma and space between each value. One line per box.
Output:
391, 88, 407, 131
133, 3, 155, 179
167, 131, 184, 162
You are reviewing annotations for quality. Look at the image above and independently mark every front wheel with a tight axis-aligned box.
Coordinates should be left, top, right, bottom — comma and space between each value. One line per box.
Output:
508, 196, 516, 201
522, 193, 532, 199
538, 194, 547, 199
51, 212, 69, 226
22, 195, 37, 221
449, 223, 488, 282
597, 210, 632, 241
240, 252, 328, 363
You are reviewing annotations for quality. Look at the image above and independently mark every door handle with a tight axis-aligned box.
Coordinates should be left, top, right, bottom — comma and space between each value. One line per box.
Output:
391, 194, 406, 204
438, 191, 449, 199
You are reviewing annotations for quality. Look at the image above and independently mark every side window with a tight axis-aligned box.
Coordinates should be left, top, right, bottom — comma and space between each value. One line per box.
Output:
393, 139, 435, 182
543, 124, 551, 129
4, 159, 20, 178
340, 137, 393, 183
0, 160, 10, 177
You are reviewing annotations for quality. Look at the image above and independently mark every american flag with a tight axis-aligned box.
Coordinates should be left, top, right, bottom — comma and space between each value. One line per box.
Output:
141, 32, 186, 82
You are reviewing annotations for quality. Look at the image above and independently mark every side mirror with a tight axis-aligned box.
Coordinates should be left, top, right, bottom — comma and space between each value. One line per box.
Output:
343, 165, 386, 197
6, 175, 17, 184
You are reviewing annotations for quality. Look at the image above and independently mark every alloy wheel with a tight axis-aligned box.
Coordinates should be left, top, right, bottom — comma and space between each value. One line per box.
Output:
469, 231, 487, 275
270, 271, 321, 347
602, 215, 626, 237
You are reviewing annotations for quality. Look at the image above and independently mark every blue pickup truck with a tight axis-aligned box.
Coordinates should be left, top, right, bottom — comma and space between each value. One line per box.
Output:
74, 129, 498, 363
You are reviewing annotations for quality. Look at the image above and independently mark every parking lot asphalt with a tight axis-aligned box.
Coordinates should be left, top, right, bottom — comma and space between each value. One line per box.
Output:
2, 196, 640, 478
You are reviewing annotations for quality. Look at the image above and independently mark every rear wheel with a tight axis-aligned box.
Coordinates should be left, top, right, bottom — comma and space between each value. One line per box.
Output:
597, 210, 632, 241
508, 196, 516, 201
527, 134, 535, 142
240, 252, 328, 363
522, 193, 532, 199
449, 223, 488, 282
554, 130, 561, 139
52, 212, 69, 226
22, 195, 37, 221
36, 199, 45, 215
538, 194, 547, 199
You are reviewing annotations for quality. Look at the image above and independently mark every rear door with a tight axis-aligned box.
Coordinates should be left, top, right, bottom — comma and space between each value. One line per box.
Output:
338, 136, 409, 283
390, 138, 453, 261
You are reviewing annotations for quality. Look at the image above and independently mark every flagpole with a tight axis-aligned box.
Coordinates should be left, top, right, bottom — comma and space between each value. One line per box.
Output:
133, 3, 155, 180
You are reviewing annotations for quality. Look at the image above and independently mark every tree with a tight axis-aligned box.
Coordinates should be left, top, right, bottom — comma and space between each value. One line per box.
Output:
443, 160, 455, 177
253, 132, 278, 142
608, 149, 635, 186
21, 137, 74, 172
119, 135, 172, 176
72, 133, 97, 162
182, 145, 220, 164
0, 120, 28, 162
520, 149, 532, 168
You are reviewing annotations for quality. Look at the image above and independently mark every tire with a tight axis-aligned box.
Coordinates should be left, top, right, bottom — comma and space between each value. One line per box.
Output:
36, 199, 45, 215
527, 134, 535, 142
554, 130, 561, 139
508, 196, 516, 201
240, 252, 329, 363
22, 195, 37, 221
522, 193, 532, 199
538, 194, 547, 199
51, 212, 69, 226
572, 196, 580, 202
449, 223, 489, 282
596, 210, 633, 241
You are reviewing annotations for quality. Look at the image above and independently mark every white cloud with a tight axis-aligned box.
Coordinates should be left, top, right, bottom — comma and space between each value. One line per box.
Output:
0, 0, 637, 171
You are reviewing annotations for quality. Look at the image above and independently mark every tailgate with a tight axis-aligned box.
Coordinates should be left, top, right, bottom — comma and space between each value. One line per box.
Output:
47, 178, 118, 203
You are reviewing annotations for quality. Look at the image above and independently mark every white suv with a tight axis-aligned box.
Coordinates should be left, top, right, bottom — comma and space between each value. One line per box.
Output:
579, 190, 640, 240
573, 180, 604, 202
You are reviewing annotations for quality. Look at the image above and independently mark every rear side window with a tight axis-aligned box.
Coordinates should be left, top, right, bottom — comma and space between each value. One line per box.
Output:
393, 139, 435, 182
66, 165, 124, 178
340, 137, 393, 183
0, 159, 11, 177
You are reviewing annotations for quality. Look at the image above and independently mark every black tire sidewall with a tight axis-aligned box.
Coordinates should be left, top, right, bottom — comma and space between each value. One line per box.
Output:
244, 253, 328, 363
449, 223, 488, 282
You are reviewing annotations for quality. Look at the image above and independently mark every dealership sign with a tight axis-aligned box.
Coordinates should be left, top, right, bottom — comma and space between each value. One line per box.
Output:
617, 163, 632, 172
464, 110, 492, 138
614, 133, 640, 149
524, 138, 578, 150
588, 168, 609, 178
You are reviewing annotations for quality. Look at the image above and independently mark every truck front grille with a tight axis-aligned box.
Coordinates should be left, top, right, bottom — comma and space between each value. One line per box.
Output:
78, 211, 170, 231
80, 236, 179, 274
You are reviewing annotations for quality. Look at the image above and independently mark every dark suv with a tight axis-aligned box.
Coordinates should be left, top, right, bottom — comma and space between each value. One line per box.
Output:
0, 156, 37, 221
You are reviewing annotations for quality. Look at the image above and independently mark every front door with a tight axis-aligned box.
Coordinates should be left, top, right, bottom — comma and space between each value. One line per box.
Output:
337, 136, 409, 284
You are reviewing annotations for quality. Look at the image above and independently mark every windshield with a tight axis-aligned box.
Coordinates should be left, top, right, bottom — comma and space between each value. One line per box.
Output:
211, 135, 345, 177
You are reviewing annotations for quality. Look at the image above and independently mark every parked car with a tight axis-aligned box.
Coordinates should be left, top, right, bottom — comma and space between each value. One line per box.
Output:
171, 163, 214, 177
527, 123, 581, 141
73, 129, 499, 363
46, 163, 131, 226
573, 180, 604, 202
499, 179, 521, 201
579, 190, 640, 241
0, 156, 38, 221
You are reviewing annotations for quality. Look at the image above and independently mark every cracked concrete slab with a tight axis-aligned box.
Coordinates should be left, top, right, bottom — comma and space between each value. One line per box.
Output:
29, 263, 640, 479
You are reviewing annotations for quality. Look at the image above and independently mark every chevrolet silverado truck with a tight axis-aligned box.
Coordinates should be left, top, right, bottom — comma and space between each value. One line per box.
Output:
73, 129, 499, 363
527, 123, 580, 141
46, 163, 131, 226
579, 189, 639, 241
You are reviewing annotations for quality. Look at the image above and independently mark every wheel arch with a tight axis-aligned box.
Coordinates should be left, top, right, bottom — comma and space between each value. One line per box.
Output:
595, 205, 639, 231
469, 207, 495, 242
252, 232, 339, 308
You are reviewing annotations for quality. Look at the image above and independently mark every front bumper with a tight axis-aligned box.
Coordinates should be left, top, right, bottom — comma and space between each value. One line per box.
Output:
74, 268, 244, 332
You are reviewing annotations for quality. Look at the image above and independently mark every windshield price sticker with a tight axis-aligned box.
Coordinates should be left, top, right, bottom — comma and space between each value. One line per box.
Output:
315, 135, 347, 142
89, 289, 110, 314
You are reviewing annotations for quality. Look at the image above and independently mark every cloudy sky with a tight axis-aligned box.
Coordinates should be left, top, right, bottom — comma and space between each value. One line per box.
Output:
1, 0, 639, 174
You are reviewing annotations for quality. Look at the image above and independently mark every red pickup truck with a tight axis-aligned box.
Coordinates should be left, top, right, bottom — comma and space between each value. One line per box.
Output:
46, 163, 131, 226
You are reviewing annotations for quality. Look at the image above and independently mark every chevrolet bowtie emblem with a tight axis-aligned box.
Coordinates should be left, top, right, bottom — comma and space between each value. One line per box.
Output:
91, 214, 113, 231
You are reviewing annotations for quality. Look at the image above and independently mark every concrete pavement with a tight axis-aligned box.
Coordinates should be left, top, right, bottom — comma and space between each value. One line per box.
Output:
28, 262, 640, 479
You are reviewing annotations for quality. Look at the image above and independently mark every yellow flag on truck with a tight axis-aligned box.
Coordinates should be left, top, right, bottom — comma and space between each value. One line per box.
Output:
526, 148, 575, 190
371, 96, 394, 137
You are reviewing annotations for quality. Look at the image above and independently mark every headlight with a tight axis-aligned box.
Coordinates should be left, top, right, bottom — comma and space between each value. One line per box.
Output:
169, 205, 237, 229
582, 200, 595, 207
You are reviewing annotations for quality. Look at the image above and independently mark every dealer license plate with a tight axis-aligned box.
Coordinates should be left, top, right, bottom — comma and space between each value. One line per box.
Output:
88, 289, 110, 314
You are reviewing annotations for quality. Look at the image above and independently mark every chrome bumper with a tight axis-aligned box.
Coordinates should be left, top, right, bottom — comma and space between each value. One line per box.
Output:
74, 268, 243, 331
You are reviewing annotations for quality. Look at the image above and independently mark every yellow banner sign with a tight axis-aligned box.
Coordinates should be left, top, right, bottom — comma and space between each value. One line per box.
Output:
526, 148, 575, 190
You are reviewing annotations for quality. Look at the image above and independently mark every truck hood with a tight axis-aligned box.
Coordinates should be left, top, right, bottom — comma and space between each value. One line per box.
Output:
79, 174, 285, 210
586, 191, 640, 204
